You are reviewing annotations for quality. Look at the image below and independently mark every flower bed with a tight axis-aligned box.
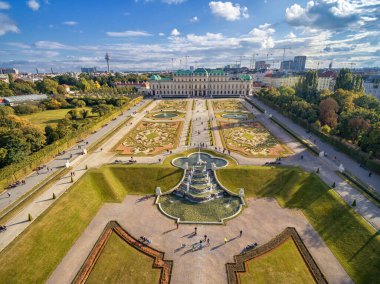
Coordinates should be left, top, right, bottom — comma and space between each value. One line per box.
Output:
212, 99, 248, 113
115, 121, 183, 155
219, 121, 291, 157
152, 100, 188, 112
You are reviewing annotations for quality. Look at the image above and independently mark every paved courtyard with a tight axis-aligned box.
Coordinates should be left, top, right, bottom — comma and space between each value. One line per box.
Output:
48, 196, 351, 284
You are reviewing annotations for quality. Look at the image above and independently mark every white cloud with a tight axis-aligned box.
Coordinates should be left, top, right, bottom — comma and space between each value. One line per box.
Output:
0, 1, 10, 9
190, 16, 199, 23
106, 30, 152, 37
209, 1, 249, 21
6, 42, 30, 49
34, 41, 72, 50
171, 28, 180, 36
158, 32, 165, 36
62, 21, 78, 26
162, 0, 186, 4
27, 0, 40, 11
248, 23, 275, 48
0, 13, 19, 36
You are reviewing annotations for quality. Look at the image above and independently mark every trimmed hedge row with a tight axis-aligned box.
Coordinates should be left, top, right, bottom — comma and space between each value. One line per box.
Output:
252, 96, 380, 174
0, 97, 142, 190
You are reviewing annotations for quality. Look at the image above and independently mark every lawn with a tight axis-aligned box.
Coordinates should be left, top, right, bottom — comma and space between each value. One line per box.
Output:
86, 233, 161, 284
22, 107, 93, 127
0, 164, 182, 283
217, 166, 380, 283
239, 239, 315, 284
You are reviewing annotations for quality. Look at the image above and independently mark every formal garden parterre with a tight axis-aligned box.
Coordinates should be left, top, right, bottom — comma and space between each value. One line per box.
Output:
115, 121, 183, 155
152, 100, 189, 112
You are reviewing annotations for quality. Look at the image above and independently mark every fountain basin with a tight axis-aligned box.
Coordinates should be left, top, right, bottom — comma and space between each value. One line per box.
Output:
222, 113, 248, 119
153, 112, 179, 119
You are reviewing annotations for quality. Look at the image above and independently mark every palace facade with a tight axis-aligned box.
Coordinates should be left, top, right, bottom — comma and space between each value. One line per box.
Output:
149, 68, 253, 97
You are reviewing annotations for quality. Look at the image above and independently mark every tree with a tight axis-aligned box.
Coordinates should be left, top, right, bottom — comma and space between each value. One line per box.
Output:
347, 117, 370, 143
335, 68, 364, 93
92, 104, 113, 116
72, 99, 86, 108
0, 106, 15, 116
319, 98, 339, 128
36, 78, 59, 94
10, 79, 36, 95
360, 125, 380, 158
296, 70, 319, 103
0, 81, 14, 97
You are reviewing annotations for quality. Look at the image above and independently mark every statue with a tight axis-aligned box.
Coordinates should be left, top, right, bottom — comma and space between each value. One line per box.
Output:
239, 188, 245, 198
319, 151, 325, 157
338, 164, 345, 173
65, 160, 70, 168
155, 187, 162, 196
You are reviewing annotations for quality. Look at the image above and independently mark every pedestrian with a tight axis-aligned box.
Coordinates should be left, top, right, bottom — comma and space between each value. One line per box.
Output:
204, 234, 207, 241
194, 227, 197, 235
7, 192, 10, 198
301, 155, 304, 160
207, 238, 210, 246
239, 230, 243, 237
176, 223, 179, 229
224, 237, 228, 244
37, 171, 39, 175
369, 172, 372, 177
100, 148, 103, 151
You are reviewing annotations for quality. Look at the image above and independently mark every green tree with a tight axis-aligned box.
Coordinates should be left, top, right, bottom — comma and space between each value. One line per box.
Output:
296, 70, 319, 103
0, 106, 15, 116
36, 78, 60, 94
91, 104, 113, 116
335, 68, 364, 93
0, 81, 14, 97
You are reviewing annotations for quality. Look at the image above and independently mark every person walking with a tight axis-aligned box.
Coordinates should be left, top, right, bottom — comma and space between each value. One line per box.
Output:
207, 239, 210, 246
176, 223, 179, 229
7, 192, 11, 198
239, 230, 243, 237
204, 234, 207, 241
224, 237, 228, 244
194, 227, 197, 235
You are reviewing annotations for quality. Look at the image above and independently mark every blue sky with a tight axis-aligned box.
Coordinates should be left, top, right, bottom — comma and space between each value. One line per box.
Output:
0, 0, 379, 72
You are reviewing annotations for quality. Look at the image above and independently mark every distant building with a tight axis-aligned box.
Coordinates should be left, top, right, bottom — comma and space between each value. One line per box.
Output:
81, 67, 97, 74
280, 60, 293, 71
0, 74, 9, 84
0, 94, 48, 106
150, 68, 253, 97
0, 68, 19, 75
292, 56, 307, 72
255, 61, 269, 70
364, 75, 380, 99
318, 71, 337, 91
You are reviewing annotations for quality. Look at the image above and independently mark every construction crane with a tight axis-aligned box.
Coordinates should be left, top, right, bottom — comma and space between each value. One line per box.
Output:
250, 53, 259, 69
348, 62, 356, 69
51, 67, 54, 74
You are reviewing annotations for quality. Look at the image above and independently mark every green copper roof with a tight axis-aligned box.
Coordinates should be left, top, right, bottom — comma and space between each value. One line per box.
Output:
240, 74, 252, 81
175, 70, 193, 75
174, 68, 227, 76
150, 75, 162, 81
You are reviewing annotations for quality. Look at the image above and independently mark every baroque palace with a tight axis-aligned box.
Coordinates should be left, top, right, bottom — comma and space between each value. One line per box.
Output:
149, 68, 253, 98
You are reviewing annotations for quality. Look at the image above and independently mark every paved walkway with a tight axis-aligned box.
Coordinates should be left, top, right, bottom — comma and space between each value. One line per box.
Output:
190, 99, 211, 147
48, 196, 351, 284
0, 99, 147, 214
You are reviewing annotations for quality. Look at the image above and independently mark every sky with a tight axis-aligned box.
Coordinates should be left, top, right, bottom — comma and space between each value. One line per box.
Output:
0, 0, 379, 72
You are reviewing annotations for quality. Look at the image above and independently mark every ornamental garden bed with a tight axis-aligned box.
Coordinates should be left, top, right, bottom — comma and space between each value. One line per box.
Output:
152, 100, 189, 112
212, 99, 248, 113
115, 121, 183, 155
219, 121, 292, 157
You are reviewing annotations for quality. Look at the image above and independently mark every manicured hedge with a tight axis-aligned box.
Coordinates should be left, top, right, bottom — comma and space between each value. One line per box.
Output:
0, 97, 142, 190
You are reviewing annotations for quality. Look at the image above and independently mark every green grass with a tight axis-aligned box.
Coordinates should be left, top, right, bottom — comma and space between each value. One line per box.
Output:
239, 239, 315, 284
86, 233, 161, 284
22, 107, 93, 127
217, 166, 380, 283
0, 164, 182, 283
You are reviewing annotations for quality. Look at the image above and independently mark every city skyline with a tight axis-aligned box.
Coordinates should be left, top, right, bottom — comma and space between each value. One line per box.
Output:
0, 0, 379, 72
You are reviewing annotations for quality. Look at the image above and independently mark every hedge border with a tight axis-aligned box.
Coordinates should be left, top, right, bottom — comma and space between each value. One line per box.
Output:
225, 227, 327, 284
72, 220, 173, 284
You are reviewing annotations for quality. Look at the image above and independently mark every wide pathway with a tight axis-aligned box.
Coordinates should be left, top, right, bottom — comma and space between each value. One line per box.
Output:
48, 196, 351, 284
190, 99, 211, 147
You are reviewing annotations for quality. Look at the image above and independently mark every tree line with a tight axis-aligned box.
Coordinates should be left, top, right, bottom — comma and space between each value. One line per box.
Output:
257, 68, 380, 160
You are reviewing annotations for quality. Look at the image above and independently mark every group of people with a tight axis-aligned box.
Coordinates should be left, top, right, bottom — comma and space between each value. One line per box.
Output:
7, 179, 26, 189
139, 236, 152, 244
0, 225, 7, 232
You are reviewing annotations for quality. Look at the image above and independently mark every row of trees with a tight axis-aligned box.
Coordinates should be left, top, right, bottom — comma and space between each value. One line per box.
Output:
0, 73, 148, 97
0, 96, 132, 168
258, 68, 380, 159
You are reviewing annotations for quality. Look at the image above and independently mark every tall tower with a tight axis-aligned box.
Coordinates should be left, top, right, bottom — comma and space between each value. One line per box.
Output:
105, 53, 110, 73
